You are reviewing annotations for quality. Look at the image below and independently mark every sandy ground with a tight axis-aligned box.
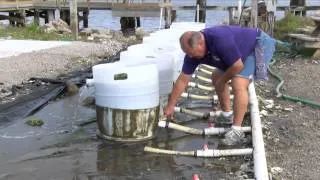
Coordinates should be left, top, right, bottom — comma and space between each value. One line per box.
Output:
0, 40, 127, 95
259, 58, 320, 179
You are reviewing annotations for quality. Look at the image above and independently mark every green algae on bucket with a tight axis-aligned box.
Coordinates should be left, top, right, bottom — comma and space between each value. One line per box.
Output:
96, 105, 160, 142
25, 117, 44, 127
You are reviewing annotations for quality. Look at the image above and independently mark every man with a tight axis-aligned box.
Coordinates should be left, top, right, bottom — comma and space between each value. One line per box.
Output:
164, 25, 276, 145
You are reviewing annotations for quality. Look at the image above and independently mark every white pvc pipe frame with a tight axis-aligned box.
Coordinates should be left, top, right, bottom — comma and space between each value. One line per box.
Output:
158, 120, 251, 135
248, 81, 269, 180
144, 146, 253, 158
181, 92, 234, 103
174, 107, 222, 118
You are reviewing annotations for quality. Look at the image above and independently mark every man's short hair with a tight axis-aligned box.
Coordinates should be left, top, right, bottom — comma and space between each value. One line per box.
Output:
180, 31, 202, 49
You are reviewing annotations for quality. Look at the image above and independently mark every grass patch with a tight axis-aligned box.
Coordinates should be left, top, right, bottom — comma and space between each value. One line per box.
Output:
0, 23, 73, 41
274, 13, 315, 41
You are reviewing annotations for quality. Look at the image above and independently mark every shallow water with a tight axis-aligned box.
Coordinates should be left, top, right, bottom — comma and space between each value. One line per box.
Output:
0, 86, 252, 179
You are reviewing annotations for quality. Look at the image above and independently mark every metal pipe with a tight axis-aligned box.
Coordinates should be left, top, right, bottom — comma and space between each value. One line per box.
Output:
158, 121, 251, 135
144, 146, 253, 157
248, 81, 269, 180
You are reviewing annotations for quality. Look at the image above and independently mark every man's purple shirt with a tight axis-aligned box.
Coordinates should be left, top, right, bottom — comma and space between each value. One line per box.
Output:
182, 25, 259, 75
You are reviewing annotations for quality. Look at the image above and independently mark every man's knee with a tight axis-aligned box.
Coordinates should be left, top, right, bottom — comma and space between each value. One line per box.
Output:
231, 77, 249, 93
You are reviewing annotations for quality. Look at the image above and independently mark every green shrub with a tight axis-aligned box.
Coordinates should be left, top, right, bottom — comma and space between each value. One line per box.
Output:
274, 13, 315, 41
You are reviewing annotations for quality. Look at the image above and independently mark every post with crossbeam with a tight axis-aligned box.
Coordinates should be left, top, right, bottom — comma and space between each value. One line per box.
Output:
195, 0, 206, 23
250, 0, 258, 28
164, 0, 172, 28
290, 0, 306, 16
70, 0, 78, 39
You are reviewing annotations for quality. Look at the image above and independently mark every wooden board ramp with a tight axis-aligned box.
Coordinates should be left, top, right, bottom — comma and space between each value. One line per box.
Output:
111, 2, 170, 17
288, 16, 320, 58
0, 0, 33, 10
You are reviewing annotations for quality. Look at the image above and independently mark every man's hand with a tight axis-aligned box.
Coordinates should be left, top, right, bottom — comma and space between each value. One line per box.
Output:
164, 104, 175, 120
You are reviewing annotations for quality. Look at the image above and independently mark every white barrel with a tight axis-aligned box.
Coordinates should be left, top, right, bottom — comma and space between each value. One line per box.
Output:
120, 45, 174, 95
141, 38, 185, 81
170, 22, 206, 31
92, 62, 159, 109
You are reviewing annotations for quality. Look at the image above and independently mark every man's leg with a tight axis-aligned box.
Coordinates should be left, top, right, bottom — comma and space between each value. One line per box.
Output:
231, 76, 250, 126
212, 71, 231, 112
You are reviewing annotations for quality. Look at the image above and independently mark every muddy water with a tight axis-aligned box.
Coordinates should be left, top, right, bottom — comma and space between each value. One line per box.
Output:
0, 87, 252, 180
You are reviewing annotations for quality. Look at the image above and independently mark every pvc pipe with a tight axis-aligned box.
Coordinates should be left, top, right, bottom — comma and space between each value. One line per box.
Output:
201, 64, 215, 70
174, 107, 225, 118
181, 92, 234, 102
192, 74, 212, 83
86, 78, 94, 87
144, 146, 253, 157
158, 121, 251, 135
174, 106, 211, 118
248, 81, 269, 180
188, 82, 232, 92
196, 67, 213, 75
188, 82, 214, 91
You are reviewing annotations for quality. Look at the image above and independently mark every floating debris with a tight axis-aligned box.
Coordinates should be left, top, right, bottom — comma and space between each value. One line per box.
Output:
25, 117, 44, 127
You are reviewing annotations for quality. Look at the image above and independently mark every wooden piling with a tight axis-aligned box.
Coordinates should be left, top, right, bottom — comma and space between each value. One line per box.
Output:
228, 7, 237, 25
195, 0, 206, 23
34, 9, 40, 25
9, 12, 15, 26
164, 0, 172, 28
70, 0, 78, 39
290, 0, 306, 16
250, 0, 258, 28
60, 10, 70, 25
83, 9, 89, 28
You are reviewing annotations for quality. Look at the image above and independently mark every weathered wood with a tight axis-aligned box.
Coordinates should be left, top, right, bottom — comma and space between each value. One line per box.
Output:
250, 0, 258, 28
195, 0, 206, 23
288, 33, 320, 57
9, 12, 15, 25
70, 0, 78, 39
83, 9, 89, 28
34, 9, 40, 25
112, 10, 160, 17
47, 9, 55, 22
228, 7, 237, 25
164, 0, 171, 28
310, 16, 320, 37
290, 0, 306, 16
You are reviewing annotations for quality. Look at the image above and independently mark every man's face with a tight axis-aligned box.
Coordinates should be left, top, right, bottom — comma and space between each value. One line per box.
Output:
184, 44, 205, 59
181, 34, 206, 59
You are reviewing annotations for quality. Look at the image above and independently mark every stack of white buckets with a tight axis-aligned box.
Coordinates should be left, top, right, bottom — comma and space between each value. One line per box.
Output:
86, 22, 206, 141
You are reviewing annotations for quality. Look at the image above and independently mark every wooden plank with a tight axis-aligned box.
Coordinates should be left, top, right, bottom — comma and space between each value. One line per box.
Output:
288, 33, 320, 42
112, 9, 160, 17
